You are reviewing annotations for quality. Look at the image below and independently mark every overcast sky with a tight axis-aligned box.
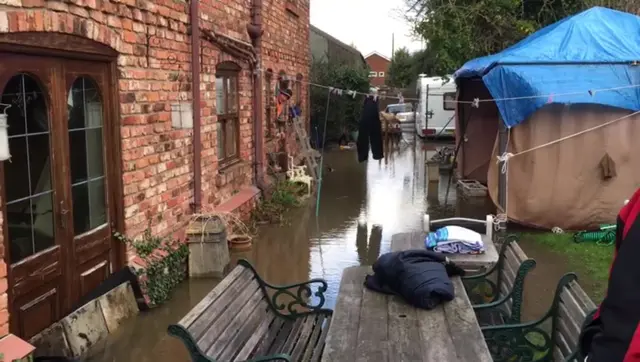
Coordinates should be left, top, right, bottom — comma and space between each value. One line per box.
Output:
310, 0, 424, 58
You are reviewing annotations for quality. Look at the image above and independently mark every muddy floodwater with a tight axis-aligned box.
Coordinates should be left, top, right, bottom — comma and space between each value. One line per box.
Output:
86, 139, 497, 361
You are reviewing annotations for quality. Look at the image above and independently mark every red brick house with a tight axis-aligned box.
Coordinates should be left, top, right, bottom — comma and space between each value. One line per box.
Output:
0, 0, 309, 341
365, 51, 391, 87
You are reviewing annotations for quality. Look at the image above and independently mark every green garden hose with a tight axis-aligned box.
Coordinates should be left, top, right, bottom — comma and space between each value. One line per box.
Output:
573, 224, 616, 245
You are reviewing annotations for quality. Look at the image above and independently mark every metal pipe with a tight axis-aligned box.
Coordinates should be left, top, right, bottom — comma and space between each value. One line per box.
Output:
250, 0, 264, 187
190, 0, 202, 212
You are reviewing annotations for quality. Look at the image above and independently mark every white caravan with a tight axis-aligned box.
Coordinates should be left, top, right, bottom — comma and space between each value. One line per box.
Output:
415, 74, 457, 138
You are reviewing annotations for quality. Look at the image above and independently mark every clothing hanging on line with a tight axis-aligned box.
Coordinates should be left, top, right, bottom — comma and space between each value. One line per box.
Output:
357, 96, 383, 162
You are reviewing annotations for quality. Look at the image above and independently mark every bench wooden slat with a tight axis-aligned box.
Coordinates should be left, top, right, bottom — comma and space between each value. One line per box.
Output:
170, 261, 333, 361
558, 303, 581, 343
197, 280, 261, 350
569, 281, 597, 310
253, 317, 287, 356
561, 288, 588, 325
280, 316, 307, 355
234, 311, 278, 360
311, 317, 331, 362
208, 287, 266, 359
301, 314, 327, 361
291, 315, 318, 360
189, 268, 255, 340
555, 326, 573, 357
508, 241, 528, 264
267, 319, 297, 355
179, 266, 246, 328
554, 281, 596, 361
554, 345, 566, 362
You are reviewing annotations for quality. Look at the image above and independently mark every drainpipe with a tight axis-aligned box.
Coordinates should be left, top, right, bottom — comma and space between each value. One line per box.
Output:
191, 0, 202, 212
248, 0, 264, 187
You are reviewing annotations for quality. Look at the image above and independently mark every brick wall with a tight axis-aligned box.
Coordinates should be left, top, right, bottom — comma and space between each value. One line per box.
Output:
261, 0, 310, 171
0, 0, 309, 337
366, 53, 390, 87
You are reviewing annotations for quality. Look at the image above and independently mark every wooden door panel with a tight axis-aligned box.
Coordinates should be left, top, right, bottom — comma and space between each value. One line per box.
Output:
61, 60, 114, 307
10, 246, 62, 297
74, 225, 111, 266
0, 53, 68, 338
77, 256, 110, 299
12, 283, 62, 340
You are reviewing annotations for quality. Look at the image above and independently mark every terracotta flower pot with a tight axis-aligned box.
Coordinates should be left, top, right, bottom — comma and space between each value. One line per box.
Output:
228, 235, 252, 251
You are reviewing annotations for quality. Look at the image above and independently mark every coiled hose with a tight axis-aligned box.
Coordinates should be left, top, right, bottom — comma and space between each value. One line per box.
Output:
573, 224, 616, 245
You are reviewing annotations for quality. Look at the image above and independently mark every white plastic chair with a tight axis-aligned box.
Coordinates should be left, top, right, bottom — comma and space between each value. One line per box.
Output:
286, 156, 313, 195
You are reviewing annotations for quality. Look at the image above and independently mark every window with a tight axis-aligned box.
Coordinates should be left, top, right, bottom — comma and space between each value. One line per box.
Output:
369, 71, 377, 78
443, 92, 456, 111
378, 72, 385, 77
216, 62, 240, 164
265, 69, 273, 138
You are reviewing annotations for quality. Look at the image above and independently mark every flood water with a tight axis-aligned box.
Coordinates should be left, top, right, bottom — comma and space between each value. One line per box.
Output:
86, 138, 497, 361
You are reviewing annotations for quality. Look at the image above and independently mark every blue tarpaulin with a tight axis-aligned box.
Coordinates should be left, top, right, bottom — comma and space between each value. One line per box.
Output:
454, 7, 640, 128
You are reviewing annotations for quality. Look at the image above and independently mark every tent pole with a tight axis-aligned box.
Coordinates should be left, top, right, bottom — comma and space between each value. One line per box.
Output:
498, 118, 508, 230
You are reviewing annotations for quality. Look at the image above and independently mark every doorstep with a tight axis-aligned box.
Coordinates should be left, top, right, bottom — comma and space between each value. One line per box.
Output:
0, 334, 35, 362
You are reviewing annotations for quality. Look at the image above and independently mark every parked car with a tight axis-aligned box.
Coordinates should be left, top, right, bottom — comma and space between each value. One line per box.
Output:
384, 103, 415, 135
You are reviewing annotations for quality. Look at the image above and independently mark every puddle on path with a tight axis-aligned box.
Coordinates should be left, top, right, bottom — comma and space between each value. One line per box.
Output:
85, 139, 496, 361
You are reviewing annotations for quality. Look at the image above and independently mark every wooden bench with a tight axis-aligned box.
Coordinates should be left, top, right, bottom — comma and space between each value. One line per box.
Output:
463, 235, 536, 326
480, 273, 597, 362
168, 259, 333, 362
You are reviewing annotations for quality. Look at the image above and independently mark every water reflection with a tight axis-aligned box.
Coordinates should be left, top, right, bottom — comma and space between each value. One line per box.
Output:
87, 140, 494, 361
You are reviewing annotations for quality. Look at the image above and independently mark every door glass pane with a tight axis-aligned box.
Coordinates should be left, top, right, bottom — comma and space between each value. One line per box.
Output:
67, 77, 107, 235
1, 74, 55, 263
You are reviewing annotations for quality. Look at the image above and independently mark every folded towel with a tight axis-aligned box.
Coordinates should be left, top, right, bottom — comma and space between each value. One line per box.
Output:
425, 226, 485, 254
434, 241, 484, 254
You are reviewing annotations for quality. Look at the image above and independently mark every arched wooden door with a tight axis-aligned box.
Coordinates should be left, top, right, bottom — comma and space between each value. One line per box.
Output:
0, 50, 120, 339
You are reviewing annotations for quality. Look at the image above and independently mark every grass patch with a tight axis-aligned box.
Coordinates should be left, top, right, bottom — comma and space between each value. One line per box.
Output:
518, 231, 613, 302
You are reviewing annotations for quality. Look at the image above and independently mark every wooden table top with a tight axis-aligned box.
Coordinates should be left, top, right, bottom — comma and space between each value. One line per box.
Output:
321, 232, 493, 362
321, 267, 492, 362
391, 231, 499, 271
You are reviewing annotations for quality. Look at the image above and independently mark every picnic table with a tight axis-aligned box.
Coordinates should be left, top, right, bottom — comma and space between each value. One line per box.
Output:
321, 232, 493, 362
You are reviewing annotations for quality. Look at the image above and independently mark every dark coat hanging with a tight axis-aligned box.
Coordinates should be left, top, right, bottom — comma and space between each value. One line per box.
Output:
357, 96, 384, 162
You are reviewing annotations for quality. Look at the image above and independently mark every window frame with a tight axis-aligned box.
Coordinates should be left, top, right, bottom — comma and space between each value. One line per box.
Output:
216, 63, 241, 166
378, 71, 385, 77
369, 71, 377, 78
443, 92, 456, 111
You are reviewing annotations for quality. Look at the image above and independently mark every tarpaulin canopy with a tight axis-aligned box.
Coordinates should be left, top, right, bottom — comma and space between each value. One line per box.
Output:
454, 7, 640, 128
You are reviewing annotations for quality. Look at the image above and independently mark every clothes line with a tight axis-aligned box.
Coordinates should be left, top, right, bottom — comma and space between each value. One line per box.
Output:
254, 67, 640, 108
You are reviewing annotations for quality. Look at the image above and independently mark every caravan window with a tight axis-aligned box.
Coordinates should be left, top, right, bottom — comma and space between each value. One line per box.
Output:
443, 92, 456, 110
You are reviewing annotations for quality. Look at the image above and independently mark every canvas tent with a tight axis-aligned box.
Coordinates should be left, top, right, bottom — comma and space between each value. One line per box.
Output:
454, 7, 640, 230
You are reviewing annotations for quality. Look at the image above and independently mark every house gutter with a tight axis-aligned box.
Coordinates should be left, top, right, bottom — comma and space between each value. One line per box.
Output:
190, 0, 202, 212
248, 0, 264, 187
